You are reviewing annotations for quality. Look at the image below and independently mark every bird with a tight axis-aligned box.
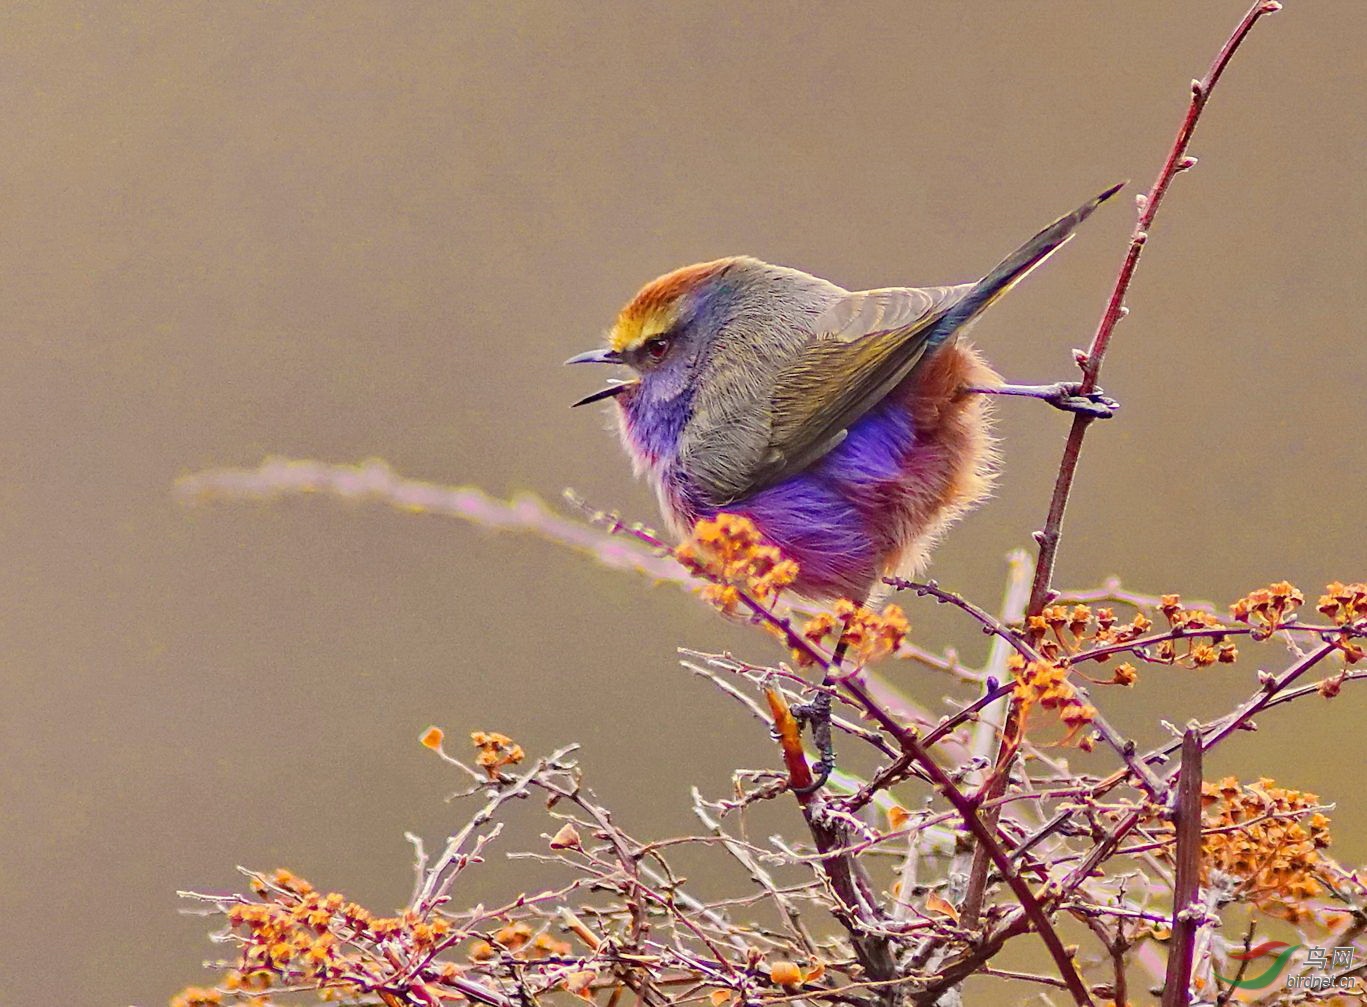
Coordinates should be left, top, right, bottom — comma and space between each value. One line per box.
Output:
568, 184, 1122, 604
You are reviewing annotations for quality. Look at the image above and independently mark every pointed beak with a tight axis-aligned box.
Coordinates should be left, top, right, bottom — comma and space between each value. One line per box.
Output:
566, 346, 630, 407
564, 347, 623, 366
570, 382, 630, 408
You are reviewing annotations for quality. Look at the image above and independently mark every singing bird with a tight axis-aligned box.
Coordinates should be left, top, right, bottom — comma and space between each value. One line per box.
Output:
569, 185, 1121, 602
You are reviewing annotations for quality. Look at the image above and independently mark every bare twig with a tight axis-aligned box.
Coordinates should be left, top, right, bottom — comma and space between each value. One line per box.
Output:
1161, 731, 1205, 1007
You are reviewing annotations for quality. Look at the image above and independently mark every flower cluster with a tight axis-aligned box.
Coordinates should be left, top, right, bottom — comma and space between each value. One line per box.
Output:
1009, 654, 1097, 746
1035, 596, 1243, 677
471, 730, 525, 779
1030, 603, 1154, 664
1231, 581, 1305, 639
795, 599, 909, 668
1318, 581, 1367, 664
1150, 593, 1238, 667
171, 868, 458, 1006
1318, 581, 1367, 625
676, 513, 799, 612
1199, 777, 1332, 922
422, 728, 526, 779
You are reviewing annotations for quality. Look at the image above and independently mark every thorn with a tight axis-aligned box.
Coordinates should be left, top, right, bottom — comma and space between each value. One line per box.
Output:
1073, 348, 1090, 366
1133, 231, 1148, 246
1135, 192, 1148, 211
1260, 0, 1282, 13
1176, 155, 1198, 171
1032, 530, 1047, 545
1191, 79, 1206, 97
1118, 305, 1130, 318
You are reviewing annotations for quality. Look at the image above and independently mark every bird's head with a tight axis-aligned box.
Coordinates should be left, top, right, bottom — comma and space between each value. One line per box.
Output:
566, 258, 739, 410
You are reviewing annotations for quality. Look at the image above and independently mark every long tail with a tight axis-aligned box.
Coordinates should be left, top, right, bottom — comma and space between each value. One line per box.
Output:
931, 181, 1124, 342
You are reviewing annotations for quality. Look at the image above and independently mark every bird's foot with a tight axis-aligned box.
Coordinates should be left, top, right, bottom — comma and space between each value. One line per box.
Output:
791, 691, 835, 795
965, 381, 1119, 419
1040, 381, 1120, 418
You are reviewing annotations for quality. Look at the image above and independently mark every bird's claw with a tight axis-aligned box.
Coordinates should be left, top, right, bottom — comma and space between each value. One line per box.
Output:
1047, 382, 1119, 419
789, 693, 835, 796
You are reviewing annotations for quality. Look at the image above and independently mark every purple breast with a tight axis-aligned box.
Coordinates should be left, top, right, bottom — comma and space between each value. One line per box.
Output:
620, 387, 922, 599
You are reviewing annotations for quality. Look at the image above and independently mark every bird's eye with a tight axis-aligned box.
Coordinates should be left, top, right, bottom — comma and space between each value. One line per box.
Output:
644, 335, 671, 361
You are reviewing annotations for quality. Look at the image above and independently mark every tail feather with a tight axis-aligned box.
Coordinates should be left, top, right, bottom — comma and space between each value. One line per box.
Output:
932, 182, 1124, 341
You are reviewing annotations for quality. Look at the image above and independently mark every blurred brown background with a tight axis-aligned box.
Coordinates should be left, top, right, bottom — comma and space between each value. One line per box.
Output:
1, 2, 1363, 1003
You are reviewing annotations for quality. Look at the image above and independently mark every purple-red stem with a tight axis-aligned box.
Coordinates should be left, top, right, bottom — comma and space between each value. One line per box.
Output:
1162, 730, 1205, 1007
1027, 0, 1282, 616
963, 0, 1283, 928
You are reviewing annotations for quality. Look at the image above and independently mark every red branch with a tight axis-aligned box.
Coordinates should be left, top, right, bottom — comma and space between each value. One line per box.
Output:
1026, 0, 1283, 615
964, 0, 1284, 928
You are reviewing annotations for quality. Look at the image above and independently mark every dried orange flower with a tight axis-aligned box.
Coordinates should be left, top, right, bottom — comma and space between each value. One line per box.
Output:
471, 731, 525, 778
1198, 777, 1334, 922
1047, 606, 1154, 665
699, 582, 741, 615
679, 514, 799, 608
271, 868, 312, 895
1112, 662, 1138, 687
800, 612, 838, 646
1314, 581, 1367, 663
494, 921, 533, 950
768, 961, 803, 987
1009, 655, 1095, 743
170, 988, 223, 1007
207, 868, 467, 1001
1231, 581, 1305, 638
796, 600, 908, 667
1317, 581, 1367, 624
1031, 604, 1100, 654
419, 726, 444, 750
531, 931, 572, 956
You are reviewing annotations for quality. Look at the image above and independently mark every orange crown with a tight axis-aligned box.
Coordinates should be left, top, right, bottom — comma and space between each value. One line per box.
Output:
609, 258, 732, 352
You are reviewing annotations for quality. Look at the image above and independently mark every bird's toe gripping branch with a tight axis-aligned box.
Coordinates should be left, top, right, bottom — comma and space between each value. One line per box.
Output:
789, 625, 855, 797
1042, 381, 1120, 419
965, 381, 1119, 419
790, 691, 835, 795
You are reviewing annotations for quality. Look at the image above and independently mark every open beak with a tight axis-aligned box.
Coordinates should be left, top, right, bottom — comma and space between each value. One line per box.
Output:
566, 347, 630, 407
